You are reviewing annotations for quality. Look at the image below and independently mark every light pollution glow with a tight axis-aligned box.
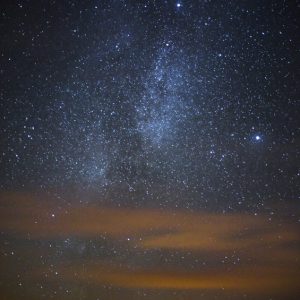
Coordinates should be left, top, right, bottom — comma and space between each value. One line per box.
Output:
0, 191, 299, 297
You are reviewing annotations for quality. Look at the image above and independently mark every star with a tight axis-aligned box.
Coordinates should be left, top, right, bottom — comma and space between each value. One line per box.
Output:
255, 135, 261, 141
0, 1, 298, 299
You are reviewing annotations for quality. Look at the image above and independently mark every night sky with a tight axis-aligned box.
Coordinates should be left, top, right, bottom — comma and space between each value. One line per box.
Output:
0, 1, 300, 299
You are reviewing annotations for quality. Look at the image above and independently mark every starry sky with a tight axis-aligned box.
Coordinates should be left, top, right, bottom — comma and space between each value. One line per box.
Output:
0, 0, 299, 299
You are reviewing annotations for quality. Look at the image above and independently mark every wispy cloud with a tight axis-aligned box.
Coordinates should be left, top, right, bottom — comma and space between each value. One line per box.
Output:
0, 191, 299, 296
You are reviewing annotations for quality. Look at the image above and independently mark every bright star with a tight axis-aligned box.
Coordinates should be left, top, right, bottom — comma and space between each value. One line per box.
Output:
255, 135, 261, 141
176, 3, 182, 8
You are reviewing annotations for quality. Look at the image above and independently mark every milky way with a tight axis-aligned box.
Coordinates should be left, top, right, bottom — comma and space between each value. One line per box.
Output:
0, 1, 299, 299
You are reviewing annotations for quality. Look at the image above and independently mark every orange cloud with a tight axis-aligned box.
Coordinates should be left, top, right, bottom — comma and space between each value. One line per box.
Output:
56, 263, 300, 293
0, 191, 299, 296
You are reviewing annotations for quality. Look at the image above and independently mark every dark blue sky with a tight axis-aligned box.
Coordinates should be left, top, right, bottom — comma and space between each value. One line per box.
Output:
0, 1, 299, 299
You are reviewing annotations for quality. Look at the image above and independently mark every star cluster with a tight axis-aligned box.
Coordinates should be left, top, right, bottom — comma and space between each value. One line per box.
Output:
0, 1, 299, 299
1, 1, 299, 211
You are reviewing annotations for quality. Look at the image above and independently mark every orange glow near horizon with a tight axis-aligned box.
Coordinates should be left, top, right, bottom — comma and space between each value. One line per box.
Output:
0, 191, 299, 298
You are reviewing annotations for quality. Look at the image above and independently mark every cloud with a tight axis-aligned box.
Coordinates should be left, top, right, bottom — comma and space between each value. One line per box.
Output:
0, 191, 299, 296
55, 262, 299, 292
